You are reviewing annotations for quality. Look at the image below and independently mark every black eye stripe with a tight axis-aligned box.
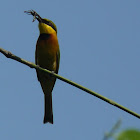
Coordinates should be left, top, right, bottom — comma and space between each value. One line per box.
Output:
48, 22, 52, 26
42, 19, 57, 33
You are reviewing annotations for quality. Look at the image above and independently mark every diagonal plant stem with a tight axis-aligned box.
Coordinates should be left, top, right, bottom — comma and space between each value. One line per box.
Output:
0, 47, 140, 119
103, 119, 122, 140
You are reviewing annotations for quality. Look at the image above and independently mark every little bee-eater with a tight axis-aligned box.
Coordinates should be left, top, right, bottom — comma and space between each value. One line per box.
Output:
25, 10, 60, 124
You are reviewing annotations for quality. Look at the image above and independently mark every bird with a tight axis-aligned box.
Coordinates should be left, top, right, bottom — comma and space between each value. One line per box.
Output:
25, 10, 60, 124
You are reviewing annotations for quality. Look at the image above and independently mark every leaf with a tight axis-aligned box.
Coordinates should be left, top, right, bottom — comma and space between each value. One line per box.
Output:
116, 129, 140, 140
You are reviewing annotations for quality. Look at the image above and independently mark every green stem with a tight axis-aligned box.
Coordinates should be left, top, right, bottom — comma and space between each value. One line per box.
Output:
0, 47, 140, 119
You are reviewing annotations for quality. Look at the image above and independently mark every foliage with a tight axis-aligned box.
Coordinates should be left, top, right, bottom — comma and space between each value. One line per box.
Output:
116, 129, 140, 140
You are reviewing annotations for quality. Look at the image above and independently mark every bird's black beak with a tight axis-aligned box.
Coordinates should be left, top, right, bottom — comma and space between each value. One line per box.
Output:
24, 10, 42, 22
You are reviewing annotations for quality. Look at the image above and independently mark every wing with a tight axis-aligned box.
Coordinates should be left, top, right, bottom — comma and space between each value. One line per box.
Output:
35, 45, 40, 81
55, 47, 60, 74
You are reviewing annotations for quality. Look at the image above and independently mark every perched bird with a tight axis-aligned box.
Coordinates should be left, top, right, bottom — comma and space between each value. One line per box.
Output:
25, 10, 60, 124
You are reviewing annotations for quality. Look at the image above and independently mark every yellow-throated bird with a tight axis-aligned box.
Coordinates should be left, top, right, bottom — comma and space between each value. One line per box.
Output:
25, 10, 60, 124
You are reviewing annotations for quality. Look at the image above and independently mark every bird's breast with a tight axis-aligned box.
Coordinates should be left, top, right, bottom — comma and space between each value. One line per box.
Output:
36, 33, 59, 71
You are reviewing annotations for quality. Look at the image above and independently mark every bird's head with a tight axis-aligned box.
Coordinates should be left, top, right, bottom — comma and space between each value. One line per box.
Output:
25, 10, 57, 34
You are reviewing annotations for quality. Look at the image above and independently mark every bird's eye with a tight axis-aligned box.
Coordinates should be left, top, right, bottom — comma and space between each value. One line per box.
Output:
43, 20, 57, 32
48, 22, 52, 26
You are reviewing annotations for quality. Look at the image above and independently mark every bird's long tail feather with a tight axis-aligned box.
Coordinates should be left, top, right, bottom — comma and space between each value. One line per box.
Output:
44, 94, 53, 124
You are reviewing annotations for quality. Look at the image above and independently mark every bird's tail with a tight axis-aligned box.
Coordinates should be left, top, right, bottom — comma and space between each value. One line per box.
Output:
44, 94, 53, 124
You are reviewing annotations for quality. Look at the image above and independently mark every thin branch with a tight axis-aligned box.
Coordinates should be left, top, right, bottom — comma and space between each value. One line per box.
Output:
0, 47, 140, 119
103, 119, 122, 140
